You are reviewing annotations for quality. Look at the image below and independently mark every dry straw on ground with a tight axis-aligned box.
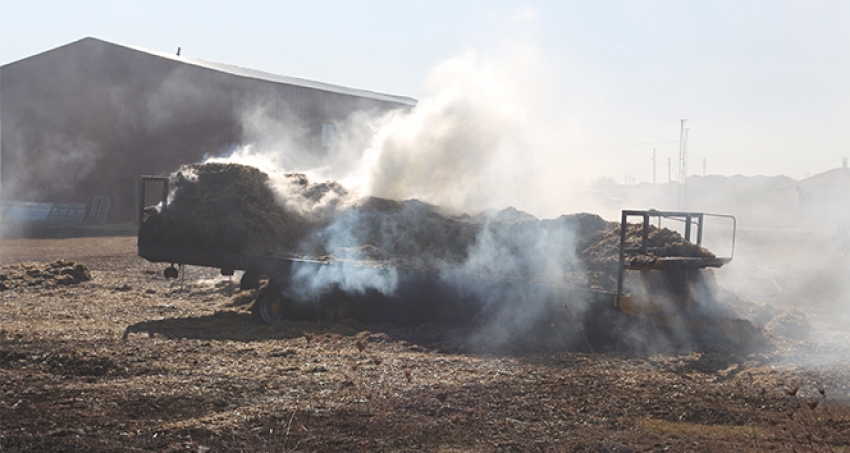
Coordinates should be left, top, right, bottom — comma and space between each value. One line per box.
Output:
2, 236, 849, 452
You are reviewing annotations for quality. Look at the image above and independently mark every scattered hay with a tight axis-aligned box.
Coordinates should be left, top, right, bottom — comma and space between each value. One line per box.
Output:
2, 238, 848, 452
764, 307, 813, 340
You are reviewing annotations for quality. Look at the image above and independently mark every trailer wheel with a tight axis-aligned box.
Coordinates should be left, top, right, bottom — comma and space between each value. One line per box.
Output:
164, 265, 179, 280
252, 284, 287, 324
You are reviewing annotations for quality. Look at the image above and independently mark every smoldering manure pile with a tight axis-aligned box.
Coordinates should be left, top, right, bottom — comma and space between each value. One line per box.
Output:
141, 163, 711, 283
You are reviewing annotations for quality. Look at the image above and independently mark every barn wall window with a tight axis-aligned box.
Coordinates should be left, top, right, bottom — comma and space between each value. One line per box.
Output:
321, 123, 335, 148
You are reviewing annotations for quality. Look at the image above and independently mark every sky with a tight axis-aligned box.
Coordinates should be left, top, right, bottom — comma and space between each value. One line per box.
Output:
1, 0, 849, 182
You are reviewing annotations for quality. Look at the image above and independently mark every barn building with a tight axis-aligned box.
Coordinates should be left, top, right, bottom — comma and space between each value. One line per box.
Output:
0, 37, 416, 226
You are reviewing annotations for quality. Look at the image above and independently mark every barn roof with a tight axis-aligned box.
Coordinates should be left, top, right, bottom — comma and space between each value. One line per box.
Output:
4, 37, 418, 106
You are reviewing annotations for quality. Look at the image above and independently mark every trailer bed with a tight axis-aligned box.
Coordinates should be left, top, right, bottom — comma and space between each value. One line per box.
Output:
137, 244, 316, 276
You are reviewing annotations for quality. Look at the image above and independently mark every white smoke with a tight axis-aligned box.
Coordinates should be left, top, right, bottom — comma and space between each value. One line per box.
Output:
352, 49, 532, 211
287, 260, 399, 304
287, 203, 439, 303
206, 102, 309, 173
349, 41, 608, 219
443, 213, 589, 349
214, 16, 611, 220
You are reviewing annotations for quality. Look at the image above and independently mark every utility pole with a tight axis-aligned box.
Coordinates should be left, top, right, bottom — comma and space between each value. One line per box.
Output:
677, 120, 685, 183
678, 121, 689, 183
677, 119, 688, 209
703, 158, 706, 177
652, 148, 656, 184
667, 157, 672, 183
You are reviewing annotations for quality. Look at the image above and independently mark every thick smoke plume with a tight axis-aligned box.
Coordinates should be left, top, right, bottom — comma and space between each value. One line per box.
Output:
214, 35, 611, 220
354, 50, 532, 211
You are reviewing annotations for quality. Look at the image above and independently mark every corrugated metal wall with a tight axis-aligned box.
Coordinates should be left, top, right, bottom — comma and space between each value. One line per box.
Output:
0, 39, 411, 223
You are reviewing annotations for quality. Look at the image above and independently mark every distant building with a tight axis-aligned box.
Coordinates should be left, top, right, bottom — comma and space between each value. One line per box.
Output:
796, 159, 850, 230
0, 37, 415, 224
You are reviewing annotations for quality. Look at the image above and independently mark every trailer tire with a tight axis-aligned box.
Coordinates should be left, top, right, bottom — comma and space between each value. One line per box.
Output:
164, 265, 179, 280
252, 284, 287, 324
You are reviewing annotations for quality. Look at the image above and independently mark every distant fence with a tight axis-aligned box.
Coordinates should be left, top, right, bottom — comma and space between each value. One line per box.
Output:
0, 197, 111, 225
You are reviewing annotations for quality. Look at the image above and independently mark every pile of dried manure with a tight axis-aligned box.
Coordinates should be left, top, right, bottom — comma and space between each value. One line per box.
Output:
0, 260, 91, 291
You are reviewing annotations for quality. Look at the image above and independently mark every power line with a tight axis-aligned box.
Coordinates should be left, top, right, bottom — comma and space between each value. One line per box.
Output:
565, 139, 679, 150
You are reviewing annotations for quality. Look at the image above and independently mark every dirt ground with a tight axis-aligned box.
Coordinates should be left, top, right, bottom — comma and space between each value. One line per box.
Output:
2, 237, 850, 452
